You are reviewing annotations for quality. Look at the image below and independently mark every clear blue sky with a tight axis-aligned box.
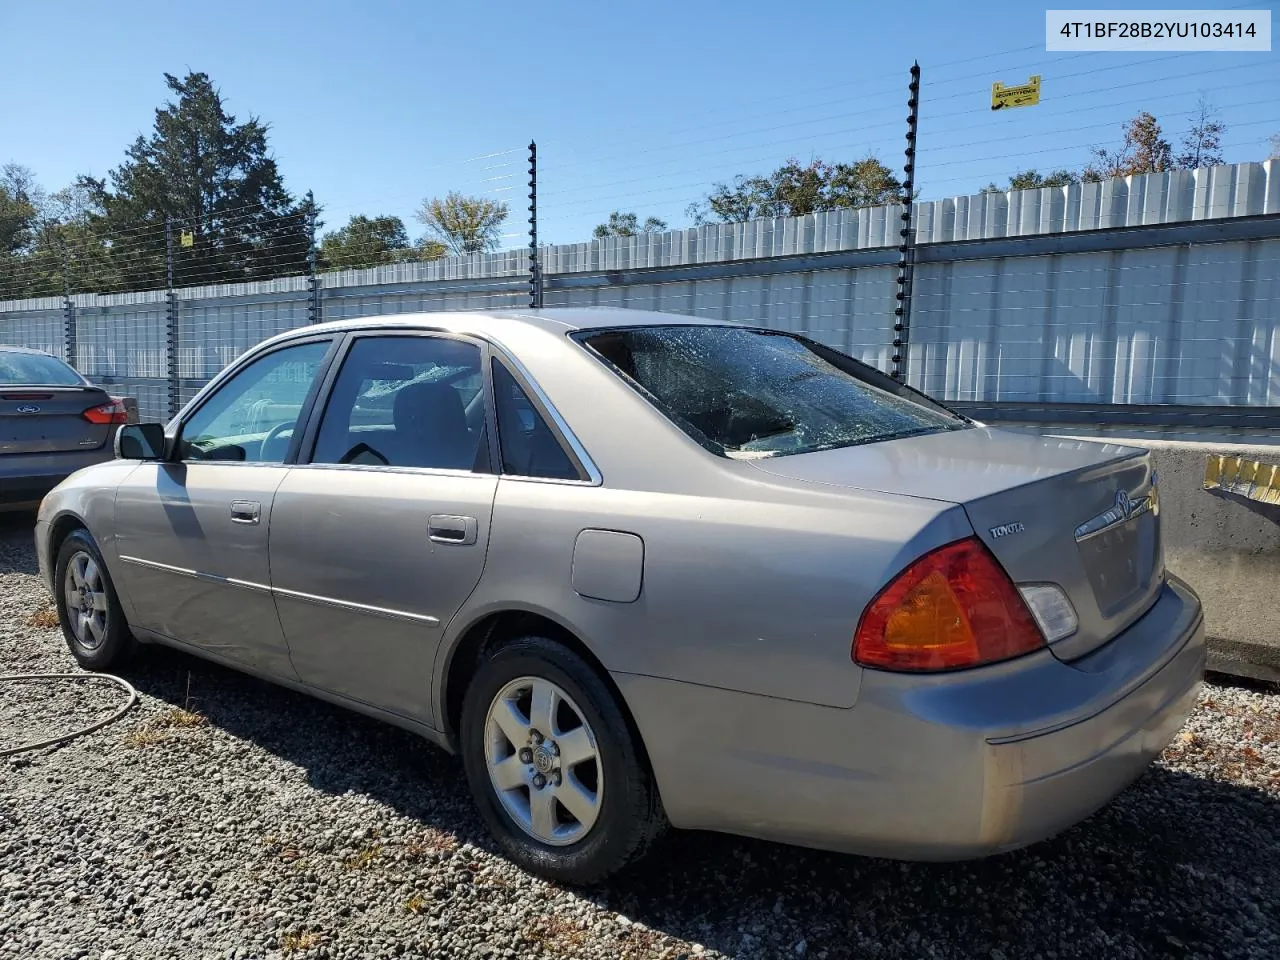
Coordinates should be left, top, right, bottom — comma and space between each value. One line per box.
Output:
2, 0, 1276, 248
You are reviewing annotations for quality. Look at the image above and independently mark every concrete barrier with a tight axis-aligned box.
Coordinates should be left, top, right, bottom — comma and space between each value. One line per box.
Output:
1053, 435, 1280, 683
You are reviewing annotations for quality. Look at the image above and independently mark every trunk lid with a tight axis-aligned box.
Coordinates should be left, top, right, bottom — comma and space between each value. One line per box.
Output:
748, 426, 1163, 660
0, 386, 113, 455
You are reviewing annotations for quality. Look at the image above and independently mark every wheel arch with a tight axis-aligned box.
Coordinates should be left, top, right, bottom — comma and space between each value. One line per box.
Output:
44, 510, 92, 589
439, 607, 657, 785
44, 504, 140, 625
48, 510, 90, 555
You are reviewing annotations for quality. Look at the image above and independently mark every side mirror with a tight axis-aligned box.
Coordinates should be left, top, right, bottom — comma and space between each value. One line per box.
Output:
115, 422, 167, 460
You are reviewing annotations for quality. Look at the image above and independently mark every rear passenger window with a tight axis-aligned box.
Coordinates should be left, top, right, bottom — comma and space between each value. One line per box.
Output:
310, 336, 489, 472
492, 361, 581, 481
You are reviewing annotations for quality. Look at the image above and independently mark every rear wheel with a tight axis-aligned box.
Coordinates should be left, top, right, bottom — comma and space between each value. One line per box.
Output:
54, 529, 135, 671
459, 636, 666, 884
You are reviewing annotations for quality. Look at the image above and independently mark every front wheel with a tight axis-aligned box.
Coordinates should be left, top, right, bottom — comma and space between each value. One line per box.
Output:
53, 529, 135, 671
459, 636, 666, 884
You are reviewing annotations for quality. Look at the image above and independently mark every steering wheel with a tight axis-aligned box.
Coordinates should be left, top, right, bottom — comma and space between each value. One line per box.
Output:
260, 421, 295, 460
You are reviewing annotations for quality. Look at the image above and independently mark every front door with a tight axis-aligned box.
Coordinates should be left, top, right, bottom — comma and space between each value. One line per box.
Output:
113, 338, 335, 677
269, 333, 497, 724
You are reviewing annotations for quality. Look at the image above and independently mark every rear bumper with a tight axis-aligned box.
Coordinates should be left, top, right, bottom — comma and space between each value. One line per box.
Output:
0, 447, 114, 504
615, 575, 1205, 860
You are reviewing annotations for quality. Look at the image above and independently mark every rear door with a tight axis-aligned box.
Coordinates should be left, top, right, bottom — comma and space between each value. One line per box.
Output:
269, 332, 498, 725
0, 349, 114, 455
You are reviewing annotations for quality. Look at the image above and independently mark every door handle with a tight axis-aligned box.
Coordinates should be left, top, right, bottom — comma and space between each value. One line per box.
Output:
428, 514, 478, 545
230, 500, 262, 525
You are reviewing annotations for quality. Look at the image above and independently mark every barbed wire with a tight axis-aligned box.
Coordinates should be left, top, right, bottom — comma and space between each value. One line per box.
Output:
4, 142, 1274, 298
2, 41, 1275, 311
5, 152, 522, 259
0, 169, 525, 295
539, 67, 1273, 211
15, 51, 1259, 301
543, 49, 1250, 188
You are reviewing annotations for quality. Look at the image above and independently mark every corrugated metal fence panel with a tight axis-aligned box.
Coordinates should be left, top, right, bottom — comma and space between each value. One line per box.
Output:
74, 299, 169, 421
910, 160, 1277, 242
176, 290, 315, 408
0, 302, 64, 357
321, 282, 525, 320
905, 237, 1280, 406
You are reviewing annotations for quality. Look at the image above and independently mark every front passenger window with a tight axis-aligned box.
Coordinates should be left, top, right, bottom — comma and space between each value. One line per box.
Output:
179, 340, 330, 463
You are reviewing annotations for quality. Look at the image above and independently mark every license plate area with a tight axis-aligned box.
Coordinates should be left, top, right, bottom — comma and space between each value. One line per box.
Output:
1077, 514, 1157, 616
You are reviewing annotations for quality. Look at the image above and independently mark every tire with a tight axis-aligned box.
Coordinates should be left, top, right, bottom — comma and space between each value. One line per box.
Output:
53, 529, 136, 671
459, 635, 666, 884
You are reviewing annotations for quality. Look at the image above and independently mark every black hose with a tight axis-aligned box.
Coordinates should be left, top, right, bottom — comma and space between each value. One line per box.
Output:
0, 673, 138, 757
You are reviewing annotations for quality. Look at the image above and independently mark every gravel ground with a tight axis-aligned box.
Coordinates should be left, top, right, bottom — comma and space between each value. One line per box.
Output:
2, 514, 1279, 960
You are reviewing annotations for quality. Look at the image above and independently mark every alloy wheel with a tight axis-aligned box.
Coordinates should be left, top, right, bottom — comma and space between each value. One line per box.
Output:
63, 550, 109, 651
483, 676, 603, 846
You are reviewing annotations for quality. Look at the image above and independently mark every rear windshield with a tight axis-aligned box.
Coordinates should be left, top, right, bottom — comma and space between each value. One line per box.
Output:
0, 351, 85, 387
577, 325, 967, 459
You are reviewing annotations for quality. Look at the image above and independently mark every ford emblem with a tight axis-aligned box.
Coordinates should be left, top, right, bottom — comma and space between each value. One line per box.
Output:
15, 404, 40, 414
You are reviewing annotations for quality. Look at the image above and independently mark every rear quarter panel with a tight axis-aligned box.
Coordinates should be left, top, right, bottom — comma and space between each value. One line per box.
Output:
441, 470, 973, 710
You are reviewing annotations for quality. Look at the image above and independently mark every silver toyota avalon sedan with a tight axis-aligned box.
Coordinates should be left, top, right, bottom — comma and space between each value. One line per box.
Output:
35, 308, 1205, 884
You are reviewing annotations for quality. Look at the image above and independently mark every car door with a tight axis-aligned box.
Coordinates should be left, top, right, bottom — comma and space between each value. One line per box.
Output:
269, 332, 498, 724
113, 336, 337, 678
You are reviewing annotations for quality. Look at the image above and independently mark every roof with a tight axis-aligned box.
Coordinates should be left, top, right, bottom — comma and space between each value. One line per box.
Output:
295, 307, 730, 340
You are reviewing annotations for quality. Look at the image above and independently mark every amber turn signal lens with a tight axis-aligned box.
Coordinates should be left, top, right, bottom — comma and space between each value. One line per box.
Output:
853, 537, 1046, 672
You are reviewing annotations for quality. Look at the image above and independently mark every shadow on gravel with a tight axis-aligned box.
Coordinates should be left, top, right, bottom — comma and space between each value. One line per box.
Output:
0, 510, 39, 574
116, 643, 1280, 960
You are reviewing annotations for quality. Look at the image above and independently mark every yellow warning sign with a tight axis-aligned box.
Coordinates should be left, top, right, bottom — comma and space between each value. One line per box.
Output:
991, 75, 1041, 111
180, 230, 194, 247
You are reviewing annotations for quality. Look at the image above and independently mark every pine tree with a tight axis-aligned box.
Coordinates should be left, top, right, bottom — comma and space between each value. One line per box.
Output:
98, 72, 310, 289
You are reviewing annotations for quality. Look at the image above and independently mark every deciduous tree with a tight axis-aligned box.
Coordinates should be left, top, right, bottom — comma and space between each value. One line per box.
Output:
1176, 96, 1225, 170
415, 191, 508, 255
593, 211, 668, 238
320, 214, 444, 270
689, 156, 902, 224
1084, 112, 1173, 181
982, 169, 1080, 194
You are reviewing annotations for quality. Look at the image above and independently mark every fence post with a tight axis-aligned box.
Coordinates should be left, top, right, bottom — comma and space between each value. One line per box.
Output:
306, 190, 321, 324
61, 243, 76, 369
165, 216, 180, 419
528, 141, 541, 308
892, 62, 921, 383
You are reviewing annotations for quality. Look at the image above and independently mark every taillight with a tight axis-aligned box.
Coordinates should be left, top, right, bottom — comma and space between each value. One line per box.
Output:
853, 537, 1045, 672
82, 398, 129, 425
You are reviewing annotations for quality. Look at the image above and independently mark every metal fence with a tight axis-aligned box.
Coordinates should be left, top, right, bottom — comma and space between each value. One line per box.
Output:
2, 161, 1278, 423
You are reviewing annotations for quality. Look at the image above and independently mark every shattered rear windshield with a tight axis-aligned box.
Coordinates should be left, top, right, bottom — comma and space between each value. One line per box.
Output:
576, 325, 967, 459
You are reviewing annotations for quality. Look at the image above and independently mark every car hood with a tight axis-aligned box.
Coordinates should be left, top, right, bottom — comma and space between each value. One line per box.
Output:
745, 426, 1145, 503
